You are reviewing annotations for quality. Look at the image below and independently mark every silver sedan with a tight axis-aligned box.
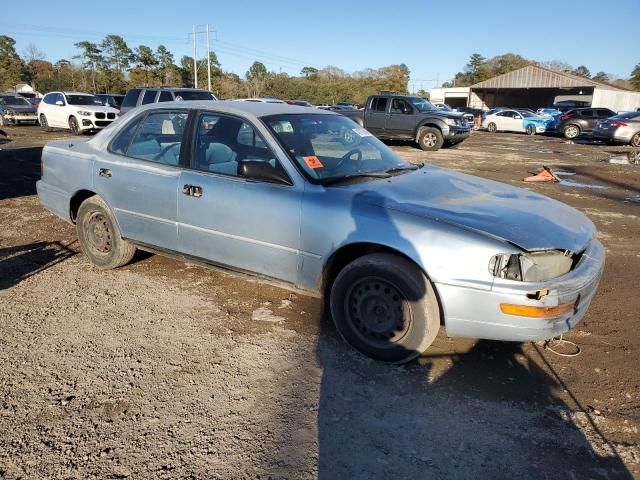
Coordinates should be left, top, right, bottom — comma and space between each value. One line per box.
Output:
36, 101, 605, 363
593, 111, 640, 146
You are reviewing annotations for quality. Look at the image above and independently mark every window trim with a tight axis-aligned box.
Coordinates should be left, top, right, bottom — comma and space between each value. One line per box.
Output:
187, 110, 293, 186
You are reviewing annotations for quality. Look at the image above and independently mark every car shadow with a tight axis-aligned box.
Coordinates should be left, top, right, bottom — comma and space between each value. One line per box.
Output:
0, 146, 43, 200
0, 241, 76, 291
263, 189, 633, 479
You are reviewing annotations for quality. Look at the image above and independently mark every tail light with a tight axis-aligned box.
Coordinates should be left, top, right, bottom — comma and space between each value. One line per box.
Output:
610, 122, 627, 128
561, 114, 573, 121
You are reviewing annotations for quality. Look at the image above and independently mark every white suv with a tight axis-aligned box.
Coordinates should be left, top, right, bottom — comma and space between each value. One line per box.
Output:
38, 92, 119, 133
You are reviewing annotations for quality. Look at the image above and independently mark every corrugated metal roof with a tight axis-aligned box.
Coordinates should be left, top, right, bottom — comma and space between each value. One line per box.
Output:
471, 65, 625, 90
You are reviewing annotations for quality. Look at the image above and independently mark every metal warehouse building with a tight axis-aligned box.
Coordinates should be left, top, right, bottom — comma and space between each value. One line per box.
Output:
467, 65, 640, 112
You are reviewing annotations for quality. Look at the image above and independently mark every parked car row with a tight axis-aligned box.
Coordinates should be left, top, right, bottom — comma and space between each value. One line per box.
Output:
480, 104, 640, 146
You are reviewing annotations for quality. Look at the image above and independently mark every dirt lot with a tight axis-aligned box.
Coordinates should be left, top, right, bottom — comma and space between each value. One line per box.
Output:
1, 124, 639, 479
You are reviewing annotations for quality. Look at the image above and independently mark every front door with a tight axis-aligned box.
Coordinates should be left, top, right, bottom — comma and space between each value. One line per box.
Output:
94, 109, 189, 252
385, 98, 418, 138
177, 112, 302, 284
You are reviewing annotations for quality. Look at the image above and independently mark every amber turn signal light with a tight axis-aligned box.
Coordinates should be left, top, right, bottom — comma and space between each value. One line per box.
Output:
500, 301, 576, 318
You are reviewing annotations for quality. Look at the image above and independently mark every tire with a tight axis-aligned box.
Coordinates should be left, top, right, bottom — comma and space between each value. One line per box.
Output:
563, 124, 580, 139
69, 116, 80, 134
0, 115, 5, 127
40, 114, 51, 132
487, 122, 497, 133
630, 132, 640, 148
417, 126, 444, 151
76, 196, 136, 269
526, 125, 536, 136
330, 253, 440, 364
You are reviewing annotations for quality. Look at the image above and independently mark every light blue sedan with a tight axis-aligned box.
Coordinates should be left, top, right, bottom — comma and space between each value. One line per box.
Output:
37, 101, 604, 363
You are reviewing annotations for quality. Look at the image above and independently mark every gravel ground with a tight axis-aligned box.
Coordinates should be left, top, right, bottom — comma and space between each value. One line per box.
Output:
0, 125, 639, 479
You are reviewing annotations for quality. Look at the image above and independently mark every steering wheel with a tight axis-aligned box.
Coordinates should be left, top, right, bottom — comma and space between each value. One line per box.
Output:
153, 143, 181, 163
333, 148, 363, 171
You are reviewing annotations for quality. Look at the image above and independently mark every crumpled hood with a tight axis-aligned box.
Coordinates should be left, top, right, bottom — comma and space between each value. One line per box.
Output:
346, 166, 596, 252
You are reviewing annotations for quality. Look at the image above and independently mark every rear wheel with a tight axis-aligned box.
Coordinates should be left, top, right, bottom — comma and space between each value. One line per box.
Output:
417, 126, 444, 151
487, 122, 497, 133
69, 116, 80, 134
563, 124, 580, 139
330, 253, 440, 364
76, 196, 136, 269
630, 132, 640, 148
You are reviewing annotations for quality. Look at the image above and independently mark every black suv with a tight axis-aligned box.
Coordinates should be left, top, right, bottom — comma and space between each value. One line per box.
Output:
120, 87, 217, 115
555, 107, 616, 139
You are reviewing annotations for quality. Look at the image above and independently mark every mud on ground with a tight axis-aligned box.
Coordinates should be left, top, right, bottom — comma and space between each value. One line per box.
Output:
0, 125, 639, 479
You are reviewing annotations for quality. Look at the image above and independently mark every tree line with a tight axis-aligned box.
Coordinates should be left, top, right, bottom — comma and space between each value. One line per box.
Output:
0, 34, 410, 104
443, 52, 640, 91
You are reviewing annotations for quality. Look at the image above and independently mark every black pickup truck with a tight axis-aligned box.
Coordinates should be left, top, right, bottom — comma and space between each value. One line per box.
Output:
341, 94, 471, 151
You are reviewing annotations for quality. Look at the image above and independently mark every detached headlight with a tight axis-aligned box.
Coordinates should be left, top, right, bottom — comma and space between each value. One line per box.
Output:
77, 110, 92, 116
444, 118, 458, 126
489, 250, 575, 282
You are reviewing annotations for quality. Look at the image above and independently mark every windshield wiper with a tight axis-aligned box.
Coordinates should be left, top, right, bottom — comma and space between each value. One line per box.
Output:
322, 171, 392, 186
384, 164, 422, 175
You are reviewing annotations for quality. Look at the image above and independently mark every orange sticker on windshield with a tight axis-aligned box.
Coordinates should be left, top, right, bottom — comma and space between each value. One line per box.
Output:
303, 155, 324, 169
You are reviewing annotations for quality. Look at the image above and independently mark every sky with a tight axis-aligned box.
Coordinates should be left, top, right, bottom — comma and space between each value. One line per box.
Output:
1, 0, 639, 90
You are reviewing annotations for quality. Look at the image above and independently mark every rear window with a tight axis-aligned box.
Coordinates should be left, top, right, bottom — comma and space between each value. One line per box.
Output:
121, 89, 141, 108
173, 90, 215, 101
596, 109, 614, 118
371, 97, 387, 112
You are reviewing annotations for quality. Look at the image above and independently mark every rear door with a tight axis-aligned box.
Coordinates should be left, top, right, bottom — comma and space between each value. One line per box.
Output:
364, 97, 388, 134
579, 109, 596, 131
94, 109, 189, 251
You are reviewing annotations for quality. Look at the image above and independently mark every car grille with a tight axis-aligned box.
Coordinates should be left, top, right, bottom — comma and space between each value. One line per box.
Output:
95, 120, 112, 127
107, 112, 115, 119
95, 112, 105, 119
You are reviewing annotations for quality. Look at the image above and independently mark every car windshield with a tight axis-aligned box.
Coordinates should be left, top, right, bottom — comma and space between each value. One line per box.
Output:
264, 113, 413, 184
438, 104, 452, 111
520, 111, 536, 117
0, 96, 32, 107
66, 95, 102, 106
174, 91, 215, 101
409, 97, 438, 112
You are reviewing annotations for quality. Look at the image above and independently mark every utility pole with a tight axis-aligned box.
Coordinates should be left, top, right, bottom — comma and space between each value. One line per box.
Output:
192, 25, 198, 88
206, 24, 211, 91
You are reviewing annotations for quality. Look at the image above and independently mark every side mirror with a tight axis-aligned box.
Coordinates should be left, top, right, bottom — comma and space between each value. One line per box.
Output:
55, 100, 64, 106
239, 159, 292, 186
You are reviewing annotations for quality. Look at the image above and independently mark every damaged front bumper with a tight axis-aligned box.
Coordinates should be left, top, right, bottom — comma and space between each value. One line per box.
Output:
437, 238, 605, 341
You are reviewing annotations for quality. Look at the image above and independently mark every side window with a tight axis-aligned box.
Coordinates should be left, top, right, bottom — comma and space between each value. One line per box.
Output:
391, 99, 410, 114
121, 89, 141, 108
141, 90, 157, 105
496, 111, 507, 117
43, 94, 54, 105
109, 115, 144, 155
125, 111, 188, 165
371, 97, 387, 112
54, 93, 65, 105
194, 113, 280, 179
596, 109, 613, 118
158, 91, 173, 102
581, 109, 594, 117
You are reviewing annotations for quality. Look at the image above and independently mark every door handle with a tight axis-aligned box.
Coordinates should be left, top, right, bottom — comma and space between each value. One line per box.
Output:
99, 168, 112, 178
182, 184, 203, 197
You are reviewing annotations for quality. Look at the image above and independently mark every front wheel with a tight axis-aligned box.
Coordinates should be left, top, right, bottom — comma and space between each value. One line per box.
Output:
526, 125, 536, 136
69, 116, 80, 134
40, 114, 52, 132
417, 126, 444, 151
76, 196, 136, 269
330, 253, 440, 364
0, 115, 5, 127
630, 132, 640, 148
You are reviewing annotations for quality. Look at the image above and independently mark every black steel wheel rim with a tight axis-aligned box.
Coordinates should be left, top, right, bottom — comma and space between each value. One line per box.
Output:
344, 276, 412, 347
85, 211, 112, 254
